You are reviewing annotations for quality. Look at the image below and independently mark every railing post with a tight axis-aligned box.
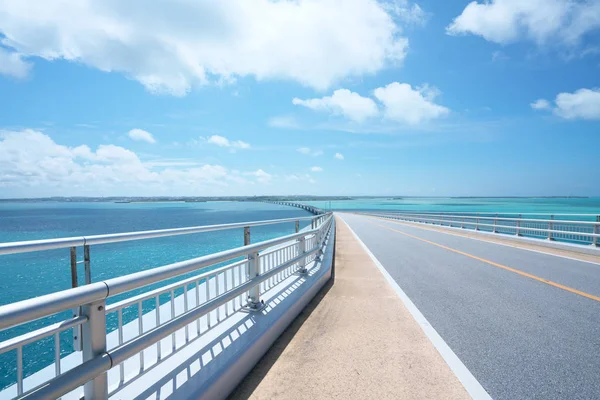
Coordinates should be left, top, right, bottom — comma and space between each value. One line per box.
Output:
70, 247, 78, 288
475, 217, 479, 231
548, 215, 554, 241
246, 251, 261, 308
295, 220, 299, 233
493, 215, 497, 233
594, 218, 599, 247
516, 220, 521, 236
84, 244, 91, 285
82, 299, 108, 399
297, 235, 307, 274
460, 218, 464, 229
244, 226, 250, 246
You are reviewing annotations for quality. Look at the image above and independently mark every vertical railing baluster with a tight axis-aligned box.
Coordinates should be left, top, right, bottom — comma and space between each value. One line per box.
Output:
138, 302, 144, 372
155, 295, 161, 360
548, 215, 554, 240
118, 308, 124, 382
17, 346, 23, 396
170, 290, 176, 351
196, 281, 201, 335
54, 332, 61, 377
216, 273, 221, 321
206, 277, 211, 328
184, 284, 189, 341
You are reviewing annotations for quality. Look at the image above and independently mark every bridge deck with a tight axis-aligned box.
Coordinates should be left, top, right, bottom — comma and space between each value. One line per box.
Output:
333, 213, 600, 400
229, 216, 470, 400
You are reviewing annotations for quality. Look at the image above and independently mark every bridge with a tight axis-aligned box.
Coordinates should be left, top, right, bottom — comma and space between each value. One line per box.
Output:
0, 205, 599, 399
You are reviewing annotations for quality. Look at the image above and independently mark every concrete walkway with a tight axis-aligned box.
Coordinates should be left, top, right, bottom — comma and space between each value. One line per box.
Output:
228, 217, 470, 400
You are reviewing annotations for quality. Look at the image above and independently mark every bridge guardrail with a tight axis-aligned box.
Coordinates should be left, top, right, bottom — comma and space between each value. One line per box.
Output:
362, 212, 600, 246
0, 213, 333, 399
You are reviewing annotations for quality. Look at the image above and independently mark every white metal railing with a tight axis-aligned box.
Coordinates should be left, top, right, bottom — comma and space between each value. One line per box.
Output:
0, 213, 333, 399
363, 212, 600, 246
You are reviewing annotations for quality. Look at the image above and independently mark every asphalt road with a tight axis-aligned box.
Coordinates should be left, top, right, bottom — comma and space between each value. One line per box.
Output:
339, 213, 600, 400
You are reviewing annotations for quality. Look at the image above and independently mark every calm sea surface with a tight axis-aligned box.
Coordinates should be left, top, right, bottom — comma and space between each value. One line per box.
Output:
0, 201, 312, 389
305, 197, 600, 218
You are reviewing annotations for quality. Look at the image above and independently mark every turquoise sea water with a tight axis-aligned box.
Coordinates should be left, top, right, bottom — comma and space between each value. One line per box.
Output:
0, 201, 313, 390
304, 197, 600, 218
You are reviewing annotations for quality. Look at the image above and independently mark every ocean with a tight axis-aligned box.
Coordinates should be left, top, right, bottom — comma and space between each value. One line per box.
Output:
304, 197, 600, 219
0, 201, 313, 389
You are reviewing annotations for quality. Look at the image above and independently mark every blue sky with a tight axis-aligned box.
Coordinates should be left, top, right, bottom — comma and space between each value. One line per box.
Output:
0, 0, 599, 198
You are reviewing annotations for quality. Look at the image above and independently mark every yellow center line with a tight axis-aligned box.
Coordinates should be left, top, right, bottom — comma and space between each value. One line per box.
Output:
365, 217, 600, 304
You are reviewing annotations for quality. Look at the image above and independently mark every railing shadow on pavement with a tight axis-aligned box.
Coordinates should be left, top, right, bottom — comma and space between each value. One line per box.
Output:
226, 222, 337, 399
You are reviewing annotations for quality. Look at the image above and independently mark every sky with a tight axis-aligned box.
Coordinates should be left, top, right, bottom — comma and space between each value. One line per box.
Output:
0, 0, 599, 198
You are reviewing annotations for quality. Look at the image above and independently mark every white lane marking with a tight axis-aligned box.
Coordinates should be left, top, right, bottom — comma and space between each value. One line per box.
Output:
338, 214, 493, 400
369, 215, 600, 267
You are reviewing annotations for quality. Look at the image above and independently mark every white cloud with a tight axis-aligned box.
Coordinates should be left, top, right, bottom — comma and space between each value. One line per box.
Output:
293, 89, 379, 122
0, 0, 410, 95
284, 173, 316, 184
207, 135, 250, 149
0, 129, 272, 196
554, 88, 600, 119
128, 128, 156, 144
292, 82, 449, 125
297, 147, 323, 157
310, 166, 323, 172
244, 169, 273, 183
373, 82, 449, 124
446, 0, 600, 46
383, 0, 428, 26
268, 116, 299, 129
530, 99, 551, 110
0, 46, 31, 78
530, 88, 600, 119
334, 153, 344, 160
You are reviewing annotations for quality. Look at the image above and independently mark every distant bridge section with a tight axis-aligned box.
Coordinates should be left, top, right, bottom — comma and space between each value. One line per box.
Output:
268, 201, 324, 216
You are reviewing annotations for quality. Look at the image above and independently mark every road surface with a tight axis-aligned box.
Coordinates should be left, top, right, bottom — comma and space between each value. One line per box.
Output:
339, 213, 600, 400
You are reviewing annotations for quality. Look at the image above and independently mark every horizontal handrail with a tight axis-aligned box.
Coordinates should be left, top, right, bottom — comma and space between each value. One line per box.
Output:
370, 212, 600, 225
0, 213, 333, 400
0, 215, 320, 256
0, 315, 87, 353
0, 226, 323, 331
378, 211, 600, 217
20, 245, 324, 400
362, 212, 599, 245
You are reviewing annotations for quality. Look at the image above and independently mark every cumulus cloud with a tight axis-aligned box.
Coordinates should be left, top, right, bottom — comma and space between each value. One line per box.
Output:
244, 169, 273, 183
0, 46, 31, 78
293, 89, 379, 122
206, 135, 250, 149
373, 82, 449, 124
128, 128, 156, 144
297, 147, 323, 157
334, 153, 344, 160
383, 0, 428, 26
0, 129, 269, 195
446, 0, 600, 46
554, 88, 600, 119
531, 88, 600, 119
530, 99, 551, 110
310, 166, 323, 172
293, 82, 449, 125
0, 0, 411, 94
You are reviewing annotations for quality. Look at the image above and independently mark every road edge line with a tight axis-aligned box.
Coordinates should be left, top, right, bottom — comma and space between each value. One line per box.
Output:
337, 214, 493, 400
